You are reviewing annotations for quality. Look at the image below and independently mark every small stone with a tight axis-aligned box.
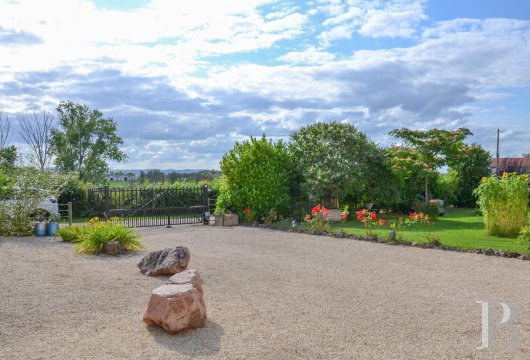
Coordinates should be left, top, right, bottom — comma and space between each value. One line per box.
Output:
484, 249, 494, 256
519, 254, 530, 261
138, 247, 191, 276
104, 241, 126, 256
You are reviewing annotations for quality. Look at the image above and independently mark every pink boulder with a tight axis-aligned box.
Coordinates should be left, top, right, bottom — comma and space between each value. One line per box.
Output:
143, 270, 207, 333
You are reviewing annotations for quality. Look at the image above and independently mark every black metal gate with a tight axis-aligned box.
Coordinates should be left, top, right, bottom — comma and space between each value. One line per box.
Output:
87, 185, 210, 227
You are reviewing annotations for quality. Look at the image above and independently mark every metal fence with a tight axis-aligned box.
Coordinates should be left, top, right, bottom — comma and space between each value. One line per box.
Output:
87, 185, 211, 227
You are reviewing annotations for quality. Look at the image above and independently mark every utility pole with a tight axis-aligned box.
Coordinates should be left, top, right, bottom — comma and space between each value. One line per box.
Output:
496, 128, 500, 175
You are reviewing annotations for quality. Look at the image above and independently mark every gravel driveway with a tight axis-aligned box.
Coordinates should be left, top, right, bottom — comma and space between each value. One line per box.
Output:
1, 225, 529, 359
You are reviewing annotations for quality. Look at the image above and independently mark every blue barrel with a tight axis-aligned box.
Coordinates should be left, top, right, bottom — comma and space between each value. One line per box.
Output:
35, 222, 46, 236
46, 221, 59, 236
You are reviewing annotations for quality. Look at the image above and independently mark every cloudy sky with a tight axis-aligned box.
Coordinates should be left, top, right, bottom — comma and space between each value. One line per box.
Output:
1, 0, 529, 170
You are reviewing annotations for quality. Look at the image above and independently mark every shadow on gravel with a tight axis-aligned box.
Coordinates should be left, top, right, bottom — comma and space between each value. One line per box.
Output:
147, 319, 224, 357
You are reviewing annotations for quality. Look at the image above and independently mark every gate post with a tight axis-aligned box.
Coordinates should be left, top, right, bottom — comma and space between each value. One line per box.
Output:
202, 184, 210, 225
104, 185, 111, 218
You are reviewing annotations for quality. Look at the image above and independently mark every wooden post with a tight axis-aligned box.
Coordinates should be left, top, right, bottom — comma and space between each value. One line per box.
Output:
67, 202, 73, 226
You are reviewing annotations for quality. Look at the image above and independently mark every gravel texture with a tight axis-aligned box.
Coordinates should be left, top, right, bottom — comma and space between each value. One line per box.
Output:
1, 225, 529, 360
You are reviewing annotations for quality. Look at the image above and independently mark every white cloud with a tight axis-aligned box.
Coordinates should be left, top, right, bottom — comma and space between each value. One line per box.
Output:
278, 46, 336, 64
0, 0, 307, 78
317, 0, 427, 45
2, 0, 530, 167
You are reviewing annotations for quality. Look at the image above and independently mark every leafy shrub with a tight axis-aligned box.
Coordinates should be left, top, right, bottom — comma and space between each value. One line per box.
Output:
302, 205, 330, 233
0, 168, 69, 236
58, 177, 89, 218
74, 219, 143, 254
473, 173, 529, 237
450, 144, 492, 207
432, 172, 458, 206
290, 122, 393, 206
414, 201, 440, 220
216, 136, 294, 220
56, 225, 84, 242
516, 226, 530, 253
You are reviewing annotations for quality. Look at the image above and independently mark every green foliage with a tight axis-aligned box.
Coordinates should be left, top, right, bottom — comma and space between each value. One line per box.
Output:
473, 173, 529, 237
216, 136, 293, 220
432, 172, 459, 206
56, 225, 84, 242
142, 169, 166, 183
451, 144, 492, 207
388, 127, 472, 205
516, 226, 530, 253
51, 101, 127, 183
0, 168, 71, 236
302, 205, 330, 233
414, 201, 440, 220
0, 145, 17, 172
57, 176, 89, 217
74, 219, 143, 254
290, 122, 393, 206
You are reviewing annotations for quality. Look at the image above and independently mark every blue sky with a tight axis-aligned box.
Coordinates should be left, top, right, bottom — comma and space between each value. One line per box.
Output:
1, 0, 529, 169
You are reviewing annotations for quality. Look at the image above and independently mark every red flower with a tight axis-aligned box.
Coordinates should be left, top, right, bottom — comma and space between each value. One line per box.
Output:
244, 207, 251, 215
371, 212, 377, 220
399, 217, 403, 221
321, 207, 330, 217
311, 205, 321, 216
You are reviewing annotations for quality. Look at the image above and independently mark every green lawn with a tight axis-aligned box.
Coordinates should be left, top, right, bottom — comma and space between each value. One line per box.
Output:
331, 208, 530, 253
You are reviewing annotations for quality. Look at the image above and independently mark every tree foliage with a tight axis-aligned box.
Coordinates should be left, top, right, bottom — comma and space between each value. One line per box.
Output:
0, 145, 17, 172
0, 168, 72, 236
388, 127, 472, 204
51, 101, 127, 183
451, 144, 492, 207
290, 122, 394, 206
216, 136, 293, 219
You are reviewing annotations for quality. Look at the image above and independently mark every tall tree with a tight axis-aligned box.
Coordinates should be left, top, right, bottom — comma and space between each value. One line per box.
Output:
0, 108, 13, 149
290, 122, 394, 206
0, 108, 17, 171
388, 127, 472, 204
18, 109, 54, 170
451, 143, 492, 207
145, 169, 166, 183
51, 101, 127, 183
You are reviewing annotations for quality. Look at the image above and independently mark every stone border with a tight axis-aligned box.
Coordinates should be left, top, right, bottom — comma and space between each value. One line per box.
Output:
248, 223, 530, 261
